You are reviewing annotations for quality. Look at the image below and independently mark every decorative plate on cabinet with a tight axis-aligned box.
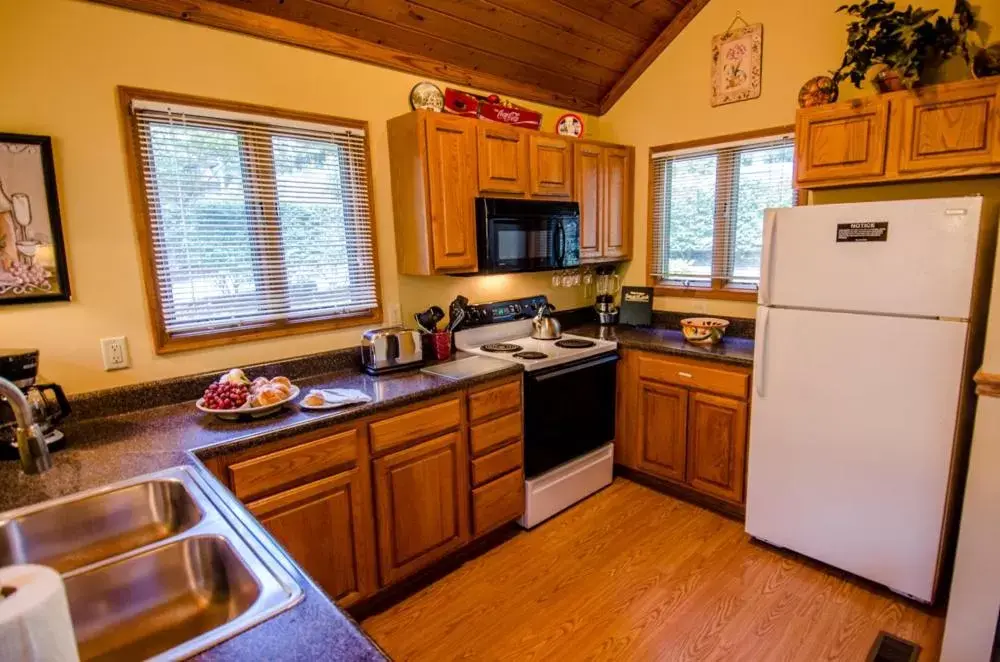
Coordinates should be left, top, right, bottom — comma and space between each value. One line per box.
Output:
409, 82, 444, 112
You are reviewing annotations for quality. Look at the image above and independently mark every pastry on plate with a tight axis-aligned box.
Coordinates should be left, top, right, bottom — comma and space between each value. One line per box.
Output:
253, 387, 285, 407
302, 391, 326, 407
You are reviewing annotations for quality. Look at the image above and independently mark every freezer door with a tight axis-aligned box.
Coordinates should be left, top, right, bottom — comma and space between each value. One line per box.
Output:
759, 197, 982, 318
746, 306, 968, 602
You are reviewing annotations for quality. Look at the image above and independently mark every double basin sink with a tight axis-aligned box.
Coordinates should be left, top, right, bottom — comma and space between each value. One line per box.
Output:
0, 467, 302, 661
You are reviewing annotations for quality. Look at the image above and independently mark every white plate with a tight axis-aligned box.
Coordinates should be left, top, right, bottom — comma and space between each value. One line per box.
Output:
298, 389, 372, 411
197, 385, 299, 420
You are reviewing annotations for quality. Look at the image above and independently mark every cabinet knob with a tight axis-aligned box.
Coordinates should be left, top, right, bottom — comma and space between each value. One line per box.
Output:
677, 371, 693, 378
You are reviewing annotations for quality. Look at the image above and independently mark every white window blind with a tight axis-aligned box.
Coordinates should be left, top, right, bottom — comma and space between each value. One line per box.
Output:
650, 133, 795, 290
131, 99, 379, 339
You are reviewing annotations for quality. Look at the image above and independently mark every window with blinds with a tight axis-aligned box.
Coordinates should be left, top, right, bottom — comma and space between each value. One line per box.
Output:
123, 90, 380, 350
649, 131, 795, 294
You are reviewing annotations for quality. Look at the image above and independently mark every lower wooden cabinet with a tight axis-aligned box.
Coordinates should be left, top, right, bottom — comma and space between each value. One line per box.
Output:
686, 392, 747, 504
636, 380, 688, 482
248, 468, 377, 607
617, 350, 751, 509
372, 431, 470, 585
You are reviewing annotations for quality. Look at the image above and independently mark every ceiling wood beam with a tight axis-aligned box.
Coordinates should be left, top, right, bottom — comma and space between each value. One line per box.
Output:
599, 0, 709, 114
485, 0, 646, 57
86, 0, 602, 114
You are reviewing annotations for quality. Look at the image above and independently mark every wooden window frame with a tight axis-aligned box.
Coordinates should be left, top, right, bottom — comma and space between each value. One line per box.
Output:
118, 87, 383, 354
646, 126, 796, 302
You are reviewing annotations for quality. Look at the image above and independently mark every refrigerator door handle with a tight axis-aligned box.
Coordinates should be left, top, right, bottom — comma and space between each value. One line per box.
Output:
754, 307, 769, 398
759, 210, 778, 306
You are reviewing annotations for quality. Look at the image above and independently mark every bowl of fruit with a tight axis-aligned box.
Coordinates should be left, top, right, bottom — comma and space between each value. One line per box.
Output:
196, 369, 299, 420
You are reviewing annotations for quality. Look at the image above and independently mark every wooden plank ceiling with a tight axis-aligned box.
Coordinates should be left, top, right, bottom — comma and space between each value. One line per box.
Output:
89, 0, 710, 115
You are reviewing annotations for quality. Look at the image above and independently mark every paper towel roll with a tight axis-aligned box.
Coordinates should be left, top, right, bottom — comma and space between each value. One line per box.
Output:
0, 564, 79, 662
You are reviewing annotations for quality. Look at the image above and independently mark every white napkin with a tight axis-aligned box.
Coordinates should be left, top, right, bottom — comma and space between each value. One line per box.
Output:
317, 388, 372, 406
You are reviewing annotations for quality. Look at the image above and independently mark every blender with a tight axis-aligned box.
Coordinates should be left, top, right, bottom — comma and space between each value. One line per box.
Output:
594, 267, 620, 326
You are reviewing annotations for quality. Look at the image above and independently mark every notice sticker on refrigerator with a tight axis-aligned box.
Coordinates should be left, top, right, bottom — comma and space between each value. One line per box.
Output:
836, 222, 888, 243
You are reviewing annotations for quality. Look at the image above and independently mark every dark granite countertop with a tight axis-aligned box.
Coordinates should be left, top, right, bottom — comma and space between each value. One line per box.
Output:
567, 323, 755, 367
0, 355, 522, 661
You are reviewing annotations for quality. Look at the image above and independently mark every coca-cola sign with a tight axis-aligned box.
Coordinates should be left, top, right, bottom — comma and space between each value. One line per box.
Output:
479, 102, 541, 130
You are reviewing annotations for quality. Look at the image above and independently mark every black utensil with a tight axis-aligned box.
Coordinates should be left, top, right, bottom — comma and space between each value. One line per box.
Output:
428, 306, 445, 330
447, 295, 468, 333
415, 305, 447, 333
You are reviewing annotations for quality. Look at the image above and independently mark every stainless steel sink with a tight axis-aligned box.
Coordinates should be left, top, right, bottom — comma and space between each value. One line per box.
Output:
0, 467, 302, 661
0, 479, 203, 573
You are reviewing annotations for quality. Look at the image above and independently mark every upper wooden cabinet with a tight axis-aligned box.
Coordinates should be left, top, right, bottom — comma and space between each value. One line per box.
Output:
477, 124, 529, 195
529, 135, 573, 198
796, 78, 1000, 189
795, 96, 890, 185
388, 111, 478, 275
898, 78, 1000, 174
573, 142, 634, 262
389, 111, 635, 272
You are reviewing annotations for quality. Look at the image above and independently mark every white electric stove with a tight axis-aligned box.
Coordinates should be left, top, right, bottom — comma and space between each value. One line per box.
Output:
454, 296, 619, 529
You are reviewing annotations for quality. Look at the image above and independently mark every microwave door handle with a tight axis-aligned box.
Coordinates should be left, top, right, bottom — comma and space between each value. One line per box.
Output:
554, 220, 565, 266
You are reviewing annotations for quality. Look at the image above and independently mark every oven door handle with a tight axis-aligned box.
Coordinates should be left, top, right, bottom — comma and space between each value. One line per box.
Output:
529, 352, 619, 382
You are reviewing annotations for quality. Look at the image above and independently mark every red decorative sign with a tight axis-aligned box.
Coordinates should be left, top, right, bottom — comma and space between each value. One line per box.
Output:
478, 102, 542, 130
443, 88, 479, 117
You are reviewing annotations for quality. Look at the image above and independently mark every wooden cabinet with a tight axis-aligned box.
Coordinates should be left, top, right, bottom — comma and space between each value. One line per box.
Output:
898, 78, 1000, 174
373, 431, 469, 585
602, 145, 632, 260
686, 392, 747, 504
796, 78, 1000, 189
574, 142, 603, 260
795, 96, 890, 185
388, 111, 478, 275
617, 350, 751, 511
477, 124, 528, 194
573, 142, 634, 262
248, 468, 376, 607
528, 134, 573, 198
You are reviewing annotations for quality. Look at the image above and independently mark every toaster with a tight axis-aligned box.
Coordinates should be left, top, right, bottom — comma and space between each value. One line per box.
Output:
361, 327, 424, 375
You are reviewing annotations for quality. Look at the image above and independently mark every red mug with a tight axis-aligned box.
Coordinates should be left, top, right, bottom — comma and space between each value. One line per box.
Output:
431, 331, 452, 361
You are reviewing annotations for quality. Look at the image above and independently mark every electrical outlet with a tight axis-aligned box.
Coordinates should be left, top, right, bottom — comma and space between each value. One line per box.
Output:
100, 336, 131, 371
388, 304, 401, 325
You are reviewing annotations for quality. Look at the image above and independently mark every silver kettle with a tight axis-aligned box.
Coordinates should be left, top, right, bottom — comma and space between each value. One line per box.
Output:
531, 303, 562, 340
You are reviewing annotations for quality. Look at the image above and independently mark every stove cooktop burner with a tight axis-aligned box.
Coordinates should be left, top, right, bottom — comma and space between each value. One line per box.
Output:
481, 342, 523, 353
512, 351, 548, 360
554, 338, 596, 349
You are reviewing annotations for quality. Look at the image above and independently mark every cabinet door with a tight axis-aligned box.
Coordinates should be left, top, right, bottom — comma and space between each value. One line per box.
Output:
373, 432, 470, 586
602, 146, 632, 259
795, 97, 890, 185
425, 114, 478, 271
899, 79, 1000, 173
477, 124, 528, 194
529, 135, 573, 198
574, 142, 603, 259
248, 468, 376, 607
635, 380, 688, 483
686, 392, 748, 504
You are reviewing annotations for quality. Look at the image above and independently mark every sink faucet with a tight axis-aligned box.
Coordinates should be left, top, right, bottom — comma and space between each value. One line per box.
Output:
0, 376, 52, 474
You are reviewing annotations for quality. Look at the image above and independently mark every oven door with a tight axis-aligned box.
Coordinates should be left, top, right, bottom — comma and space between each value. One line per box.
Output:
523, 352, 618, 478
476, 199, 580, 274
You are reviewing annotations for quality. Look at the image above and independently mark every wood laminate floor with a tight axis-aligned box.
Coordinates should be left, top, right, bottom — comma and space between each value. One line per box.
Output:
362, 479, 943, 661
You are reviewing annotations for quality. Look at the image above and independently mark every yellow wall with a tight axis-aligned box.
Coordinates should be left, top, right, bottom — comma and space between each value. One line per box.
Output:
0, 0, 598, 393
602, 0, 999, 319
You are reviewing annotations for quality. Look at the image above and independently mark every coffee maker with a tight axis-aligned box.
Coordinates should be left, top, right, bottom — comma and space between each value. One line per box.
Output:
594, 266, 621, 326
0, 349, 70, 451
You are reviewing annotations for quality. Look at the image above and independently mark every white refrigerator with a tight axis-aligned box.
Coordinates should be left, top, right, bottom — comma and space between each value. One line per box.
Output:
745, 196, 985, 604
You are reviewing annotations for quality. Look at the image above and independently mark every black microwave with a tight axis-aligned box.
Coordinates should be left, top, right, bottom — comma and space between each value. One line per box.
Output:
474, 198, 581, 274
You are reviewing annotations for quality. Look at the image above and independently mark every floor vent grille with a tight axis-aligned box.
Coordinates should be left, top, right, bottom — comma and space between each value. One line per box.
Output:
867, 631, 921, 662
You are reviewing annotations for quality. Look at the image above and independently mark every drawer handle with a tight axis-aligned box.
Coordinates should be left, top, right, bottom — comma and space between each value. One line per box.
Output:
677, 371, 693, 378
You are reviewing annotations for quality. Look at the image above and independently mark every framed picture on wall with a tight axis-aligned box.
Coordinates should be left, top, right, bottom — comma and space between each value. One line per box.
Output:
0, 133, 71, 305
711, 23, 764, 107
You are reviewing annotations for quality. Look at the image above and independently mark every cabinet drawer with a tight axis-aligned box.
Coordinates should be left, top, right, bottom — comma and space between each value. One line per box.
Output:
469, 411, 522, 456
369, 398, 462, 455
637, 355, 748, 399
471, 440, 523, 486
229, 429, 358, 501
469, 381, 521, 422
472, 470, 524, 536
